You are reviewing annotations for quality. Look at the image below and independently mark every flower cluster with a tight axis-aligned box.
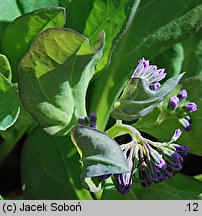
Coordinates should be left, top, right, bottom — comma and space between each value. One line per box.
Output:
111, 125, 189, 194
78, 113, 97, 129
131, 58, 166, 90
76, 58, 195, 196
168, 89, 197, 131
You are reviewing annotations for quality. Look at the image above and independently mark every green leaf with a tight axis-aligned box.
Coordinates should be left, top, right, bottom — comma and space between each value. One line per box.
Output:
111, 74, 183, 121
194, 174, 202, 182
19, 28, 104, 136
0, 0, 21, 41
102, 174, 202, 200
89, 0, 202, 131
71, 125, 129, 192
65, 0, 95, 33
83, 0, 140, 74
0, 54, 12, 80
0, 73, 20, 131
134, 76, 202, 156
0, 105, 35, 164
182, 28, 202, 78
2, 7, 66, 82
16, 0, 71, 13
154, 43, 184, 79
21, 127, 92, 199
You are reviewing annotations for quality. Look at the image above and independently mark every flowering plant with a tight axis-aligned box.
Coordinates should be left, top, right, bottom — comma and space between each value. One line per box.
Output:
0, 0, 202, 200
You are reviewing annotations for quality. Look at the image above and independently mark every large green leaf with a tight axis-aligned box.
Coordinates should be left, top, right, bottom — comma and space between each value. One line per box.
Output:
65, 0, 95, 33
154, 43, 184, 79
0, 73, 20, 131
2, 7, 66, 82
16, 0, 71, 13
0, 0, 21, 41
102, 174, 202, 200
182, 28, 202, 78
21, 127, 91, 199
0, 54, 12, 80
83, 0, 140, 74
111, 74, 183, 121
71, 125, 129, 192
19, 28, 104, 136
134, 76, 202, 156
89, 0, 202, 131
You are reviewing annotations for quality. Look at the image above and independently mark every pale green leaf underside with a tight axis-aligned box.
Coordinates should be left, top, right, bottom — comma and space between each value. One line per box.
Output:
0, 54, 12, 81
0, 73, 20, 131
111, 74, 183, 121
19, 28, 104, 136
71, 126, 129, 192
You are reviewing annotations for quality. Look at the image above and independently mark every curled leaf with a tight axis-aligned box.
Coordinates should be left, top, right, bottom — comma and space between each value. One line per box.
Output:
71, 125, 129, 192
111, 73, 184, 121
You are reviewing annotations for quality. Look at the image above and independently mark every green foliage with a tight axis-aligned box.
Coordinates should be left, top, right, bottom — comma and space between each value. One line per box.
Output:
0, 0, 202, 200
0, 0, 21, 41
111, 74, 183, 121
16, 0, 71, 13
2, 7, 66, 82
21, 127, 92, 199
182, 29, 202, 78
0, 73, 20, 131
19, 28, 104, 136
83, 0, 140, 74
102, 174, 202, 200
89, 0, 202, 130
71, 125, 129, 192
134, 76, 202, 156
0, 54, 12, 80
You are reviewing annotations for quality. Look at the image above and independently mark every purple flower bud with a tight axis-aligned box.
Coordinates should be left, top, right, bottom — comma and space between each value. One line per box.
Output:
168, 162, 182, 172
177, 89, 187, 100
113, 173, 132, 195
185, 115, 192, 124
170, 144, 189, 156
155, 158, 167, 170
168, 129, 182, 144
89, 113, 97, 123
78, 117, 86, 125
169, 96, 180, 110
179, 118, 192, 131
132, 58, 166, 84
90, 122, 97, 129
163, 169, 173, 180
150, 82, 161, 90
141, 181, 152, 188
183, 102, 197, 113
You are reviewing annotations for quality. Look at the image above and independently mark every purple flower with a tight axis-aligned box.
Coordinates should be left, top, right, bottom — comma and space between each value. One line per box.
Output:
89, 113, 97, 122
183, 102, 197, 113
168, 129, 182, 144
170, 144, 189, 156
177, 89, 187, 100
137, 128, 188, 188
169, 96, 180, 110
150, 82, 161, 90
78, 113, 97, 129
113, 173, 132, 195
113, 143, 135, 195
179, 118, 192, 131
131, 58, 166, 89
78, 117, 89, 125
